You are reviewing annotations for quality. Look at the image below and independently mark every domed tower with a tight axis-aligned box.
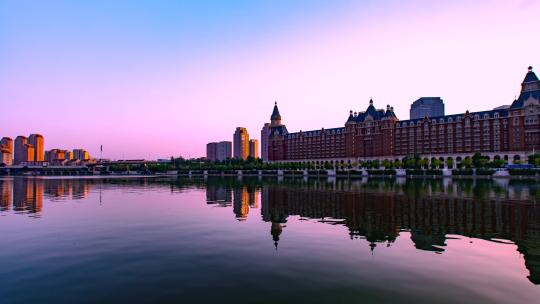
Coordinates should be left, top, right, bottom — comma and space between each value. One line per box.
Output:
271, 101, 282, 127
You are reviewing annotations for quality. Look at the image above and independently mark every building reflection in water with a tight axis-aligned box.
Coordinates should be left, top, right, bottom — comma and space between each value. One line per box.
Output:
0, 178, 92, 215
12, 178, 43, 213
206, 182, 260, 221
0, 177, 538, 284
1, 178, 12, 211
258, 179, 540, 285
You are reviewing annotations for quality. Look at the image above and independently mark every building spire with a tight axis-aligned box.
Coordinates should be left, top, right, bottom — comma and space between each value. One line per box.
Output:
271, 101, 282, 126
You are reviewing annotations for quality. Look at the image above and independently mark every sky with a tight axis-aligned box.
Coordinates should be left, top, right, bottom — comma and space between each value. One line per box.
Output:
1, 0, 539, 159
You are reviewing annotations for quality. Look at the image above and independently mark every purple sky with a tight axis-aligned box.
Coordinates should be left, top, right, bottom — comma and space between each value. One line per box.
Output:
1, 0, 539, 159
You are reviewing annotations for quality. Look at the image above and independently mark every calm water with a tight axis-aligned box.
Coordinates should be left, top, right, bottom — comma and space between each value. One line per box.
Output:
0, 176, 539, 303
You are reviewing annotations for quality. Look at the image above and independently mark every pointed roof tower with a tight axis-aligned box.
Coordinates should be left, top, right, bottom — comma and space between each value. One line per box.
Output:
511, 66, 540, 109
271, 101, 282, 126
523, 66, 539, 85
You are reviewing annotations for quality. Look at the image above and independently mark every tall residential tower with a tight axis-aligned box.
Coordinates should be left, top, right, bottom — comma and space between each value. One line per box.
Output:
233, 127, 250, 160
28, 134, 44, 162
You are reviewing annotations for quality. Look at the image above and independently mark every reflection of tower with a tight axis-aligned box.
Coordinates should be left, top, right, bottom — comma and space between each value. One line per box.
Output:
0, 179, 12, 210
206, 184, 232, 206
12, 178, 43, 213
248, 188, 259, 208
233, 187, 249, 220
261, 184, 289, 249
72, 180, 90, 199
30, 179, 44, 213
271, 222, 283, 250
13, 178, 28, 211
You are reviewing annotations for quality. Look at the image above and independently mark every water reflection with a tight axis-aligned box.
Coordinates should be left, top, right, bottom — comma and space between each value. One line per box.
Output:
0, 176, 539, 285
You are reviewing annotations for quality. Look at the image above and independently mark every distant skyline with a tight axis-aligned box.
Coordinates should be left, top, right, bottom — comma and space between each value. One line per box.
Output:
1, 0, 539, 159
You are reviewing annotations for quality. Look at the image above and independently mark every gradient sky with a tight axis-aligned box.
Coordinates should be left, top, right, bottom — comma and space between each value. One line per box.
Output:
1, 0, 539, 159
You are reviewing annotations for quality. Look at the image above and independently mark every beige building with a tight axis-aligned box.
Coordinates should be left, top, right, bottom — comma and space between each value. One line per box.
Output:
249, 139, 259, 159
233, 127, 249, 160
28, 134, 44, 162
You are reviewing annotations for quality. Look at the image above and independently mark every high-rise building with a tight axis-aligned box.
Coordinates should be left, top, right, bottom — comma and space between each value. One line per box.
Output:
233, 127, 249, 160
28, 134, 44, 162
249, 139, 259, 159
206, 142, 218, 161
207, 141, 232, 161
0, 147, 12, 165
73, 149, 89, 161
261, 123, 271, 161
410, 97, 445, 120
0, 137, 13, 166
14, 136, 34, 165
216, 141, 232, 161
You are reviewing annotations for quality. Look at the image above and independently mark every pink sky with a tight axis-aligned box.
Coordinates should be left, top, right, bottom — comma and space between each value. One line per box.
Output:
1, 1, 539, 159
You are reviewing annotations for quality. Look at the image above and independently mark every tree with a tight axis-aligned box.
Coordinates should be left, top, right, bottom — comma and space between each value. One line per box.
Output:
446, 157, 454, 169
491, 158, 505, 168
405, 157, 416, 169
528, 153, 540, 167
393, 159, 402, 169
381, 159, 391, 169
431, 159, 441, 169
418, 158, 429, 169
461, 157, 473, 169
472, 152, 488, 168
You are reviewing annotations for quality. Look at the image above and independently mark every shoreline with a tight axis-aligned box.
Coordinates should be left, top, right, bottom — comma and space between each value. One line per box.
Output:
1, 172, 539, 180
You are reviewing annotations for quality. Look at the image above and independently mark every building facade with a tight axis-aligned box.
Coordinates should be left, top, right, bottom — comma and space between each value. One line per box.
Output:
14, 136, 34, 165
0, 137, 13, 165
233, 127, 250, 160
28, 134, 44, 162
73, 149, 89, 161
261, 123, 271, 161
410, 97, 445, 120
45, 149, 68, 165
249, 139, 259, 159
266, 67, 540, 164
207, 141, 232, 161
206, 142, 218, 161
216, 141, 232, 161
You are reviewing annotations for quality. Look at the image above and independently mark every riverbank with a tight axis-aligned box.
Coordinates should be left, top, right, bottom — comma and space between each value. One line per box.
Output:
2, 168, 540, 180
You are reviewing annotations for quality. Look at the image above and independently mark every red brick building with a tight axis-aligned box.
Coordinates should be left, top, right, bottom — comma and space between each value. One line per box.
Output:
266, 67, 540, 164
